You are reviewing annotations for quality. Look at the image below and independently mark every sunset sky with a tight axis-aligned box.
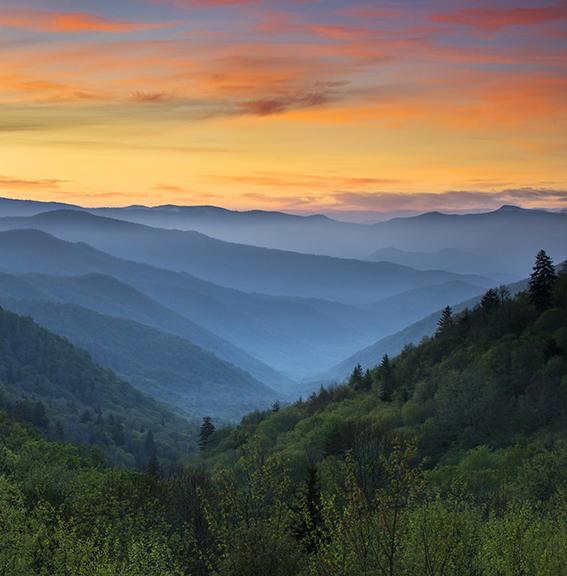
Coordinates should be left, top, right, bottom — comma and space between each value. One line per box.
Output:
1, 0, 566, 213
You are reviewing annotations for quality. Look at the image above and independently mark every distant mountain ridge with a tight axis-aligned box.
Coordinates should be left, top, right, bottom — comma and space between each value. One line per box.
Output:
0, 197, 565, 276
0, 210, 492, 304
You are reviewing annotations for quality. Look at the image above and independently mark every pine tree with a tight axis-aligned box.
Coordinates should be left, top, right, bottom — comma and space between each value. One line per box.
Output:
436, 306, 453, 335
362, 369, 373, 391
529, 250, 557, 311
481, 288, 500, 312
271, 401, 281, 413
144, 429, 156, 456
291, 464, 324, 553
199, 416, 216, 451
379, 354, 394, 402
349, 364, 364, 390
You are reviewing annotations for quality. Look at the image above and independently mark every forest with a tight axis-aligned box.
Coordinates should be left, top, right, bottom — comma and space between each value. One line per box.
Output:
1, 251, 566, 575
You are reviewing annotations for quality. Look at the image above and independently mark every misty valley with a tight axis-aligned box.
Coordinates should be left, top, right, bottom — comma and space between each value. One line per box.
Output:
0, 197, 566, 575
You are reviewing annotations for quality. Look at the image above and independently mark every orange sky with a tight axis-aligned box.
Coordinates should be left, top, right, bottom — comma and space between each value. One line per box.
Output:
0, 0, 566, 212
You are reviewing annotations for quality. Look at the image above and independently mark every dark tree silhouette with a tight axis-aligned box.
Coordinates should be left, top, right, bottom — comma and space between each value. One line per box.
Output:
349, 364, 364, 390
379, 354, 394, 402
529, 250, 557, 311
481, 288, 500, 312
144, 429, 156, 456
199, 416, 216, 451
291, 464, 324, 553
436, 305, 453, 335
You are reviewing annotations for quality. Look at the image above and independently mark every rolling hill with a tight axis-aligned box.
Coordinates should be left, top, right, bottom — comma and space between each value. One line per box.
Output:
0, 298, 279, 421
0, 306, 194, 467
0, 231, 391, 377
0, 270, 289, 389
0, 210, 492, 304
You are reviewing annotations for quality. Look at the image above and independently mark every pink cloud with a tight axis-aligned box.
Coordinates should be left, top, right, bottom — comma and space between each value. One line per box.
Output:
0, 10, 168, 33
432, 4, 567, 30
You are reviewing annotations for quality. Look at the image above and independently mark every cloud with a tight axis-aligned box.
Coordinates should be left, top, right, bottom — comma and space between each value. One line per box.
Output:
0, 175, 67, 191
0, 10, 168, 33
431, 4, 567, 30
211, 171, 405, 190
332, 188, 567, 212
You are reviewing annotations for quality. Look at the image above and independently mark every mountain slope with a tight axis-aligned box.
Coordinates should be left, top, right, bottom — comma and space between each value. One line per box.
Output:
0, 210, 492, 304
0, 270, 289, 389
203, 274, 567, 483
327, 279, 530, 381
0, 306, 194, 467
0, 231, 404, 377
1, 198, 565, 277
0, 298, 279, 421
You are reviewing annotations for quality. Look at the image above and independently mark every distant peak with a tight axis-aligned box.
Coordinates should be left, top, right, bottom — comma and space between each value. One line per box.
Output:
496, 204, 525, 212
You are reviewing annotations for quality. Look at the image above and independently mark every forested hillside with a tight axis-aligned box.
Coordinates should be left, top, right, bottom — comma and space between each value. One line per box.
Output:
0, 298, 279, 420
1, 253, 566, 575
0, 307, 194, 468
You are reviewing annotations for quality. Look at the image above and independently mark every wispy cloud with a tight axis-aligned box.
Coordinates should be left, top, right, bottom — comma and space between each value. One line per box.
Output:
0, 10, 169, 34
0, 175, 67, 191
431, 4, 567, 30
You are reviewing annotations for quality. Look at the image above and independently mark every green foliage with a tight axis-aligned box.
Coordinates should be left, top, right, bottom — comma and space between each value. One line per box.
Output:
0, 307, 194, 467
1, 264, 567, 574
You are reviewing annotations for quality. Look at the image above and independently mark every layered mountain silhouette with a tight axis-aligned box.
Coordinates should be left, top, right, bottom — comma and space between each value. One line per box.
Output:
0, 210, 491, 304
0, 297, 279, 420
0, 198, 564, 278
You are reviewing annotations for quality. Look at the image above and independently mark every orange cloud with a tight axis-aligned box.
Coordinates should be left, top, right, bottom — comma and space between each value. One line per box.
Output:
0, 175, 67, 191
0, 10, 168, 33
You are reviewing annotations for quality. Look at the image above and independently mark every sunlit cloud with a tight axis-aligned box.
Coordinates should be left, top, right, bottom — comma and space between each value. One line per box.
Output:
0, 0, 565, 210
0, 10, 169, 34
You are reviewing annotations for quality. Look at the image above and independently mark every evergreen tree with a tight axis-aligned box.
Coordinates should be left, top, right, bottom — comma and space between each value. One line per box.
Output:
498, 285, 511, 303
436, 306, 453, 335
199, 416, 216, 451
481, 288, 500, 312
529, 250, 557, 311
362, 369, 373, 391
379, 354, 394, 402
349, 364, 364, 390
144, 429, 156, 456
271, 401, 281, 413
291, 464, 324, 553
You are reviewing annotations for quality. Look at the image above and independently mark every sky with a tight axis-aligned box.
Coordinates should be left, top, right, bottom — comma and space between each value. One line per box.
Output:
0, 0, 566, 214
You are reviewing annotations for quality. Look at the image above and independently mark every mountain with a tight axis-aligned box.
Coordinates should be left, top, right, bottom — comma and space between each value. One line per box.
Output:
1, 261, 567, 575
0, 306, 194, 467
326, 278, 531, 382
366, 247, 508, 278
0, 231, 392, 378
1, 198, 565, 278
364, 280, 486, 336
0, 270, 288, 389
203, 272, 567, 478
0, 210, 492, 304
370, 206, 567, 276
0, 196, 81, 216
0, 298, 279, 421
